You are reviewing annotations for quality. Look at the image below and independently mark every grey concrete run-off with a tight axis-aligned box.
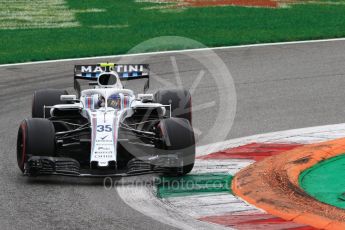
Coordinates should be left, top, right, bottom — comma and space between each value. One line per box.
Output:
1, 40, 345, 229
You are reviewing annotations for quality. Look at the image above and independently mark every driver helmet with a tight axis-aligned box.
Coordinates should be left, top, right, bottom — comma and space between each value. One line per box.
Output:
97, 95, 105, 108
107, 94, 121, 109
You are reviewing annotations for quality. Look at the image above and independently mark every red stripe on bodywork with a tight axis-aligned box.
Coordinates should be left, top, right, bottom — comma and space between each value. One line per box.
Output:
88, 97, 91, 109
124, 96, 127, 108
197, 143, 303, 161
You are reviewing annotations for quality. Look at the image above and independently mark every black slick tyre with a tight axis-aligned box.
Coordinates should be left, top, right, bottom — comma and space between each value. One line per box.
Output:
17, 118, 56, 172
32, 89, 68, 118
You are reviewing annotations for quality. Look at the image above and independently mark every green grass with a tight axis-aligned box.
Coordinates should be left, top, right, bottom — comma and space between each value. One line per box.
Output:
1, 1, 345, 64
156, 174, 233, 198
300, 154, 345, 209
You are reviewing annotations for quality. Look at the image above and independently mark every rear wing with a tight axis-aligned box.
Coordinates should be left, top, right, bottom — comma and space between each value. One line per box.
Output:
74, 63, 150, 95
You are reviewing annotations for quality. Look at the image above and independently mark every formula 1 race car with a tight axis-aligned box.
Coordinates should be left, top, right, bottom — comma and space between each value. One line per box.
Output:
17, 63, 195, 177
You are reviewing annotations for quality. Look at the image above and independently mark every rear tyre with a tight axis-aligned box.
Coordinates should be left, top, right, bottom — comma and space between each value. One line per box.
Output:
157, 118, 195, 176
32, 89, 68, 118
17, 118, 56, 172
154, 89, 192, 124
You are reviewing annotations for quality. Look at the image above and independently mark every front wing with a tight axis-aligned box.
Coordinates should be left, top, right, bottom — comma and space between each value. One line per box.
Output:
24, 155, 183, 177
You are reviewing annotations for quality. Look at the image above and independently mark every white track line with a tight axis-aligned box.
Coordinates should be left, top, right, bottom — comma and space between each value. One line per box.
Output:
165, 193, 256, 218
116, 176, 230, 230
2, 37, 345, 67
117, 123, 345, 229
197, 122, 345, 157
192, 159, 253, 175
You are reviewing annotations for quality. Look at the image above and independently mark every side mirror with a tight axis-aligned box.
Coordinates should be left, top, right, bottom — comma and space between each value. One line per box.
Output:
60, 95, 77, 102
138, 94, 153, 103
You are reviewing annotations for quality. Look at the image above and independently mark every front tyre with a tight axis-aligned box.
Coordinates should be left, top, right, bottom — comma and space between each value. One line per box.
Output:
157, 118, 195, 176
154, 89, 192, 124
17, 118, 56, 172
32, 89, 68, 118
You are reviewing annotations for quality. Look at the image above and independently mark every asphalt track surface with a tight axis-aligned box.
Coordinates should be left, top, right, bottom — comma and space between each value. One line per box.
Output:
2, 40, 345, 229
